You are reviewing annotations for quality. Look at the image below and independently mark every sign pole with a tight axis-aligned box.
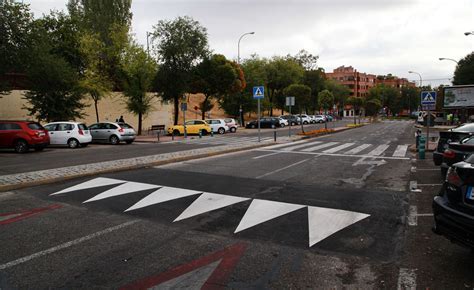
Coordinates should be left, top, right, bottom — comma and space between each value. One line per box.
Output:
288, 104, 292, 137
426, 108, 430, 146
258, 98, 261, 142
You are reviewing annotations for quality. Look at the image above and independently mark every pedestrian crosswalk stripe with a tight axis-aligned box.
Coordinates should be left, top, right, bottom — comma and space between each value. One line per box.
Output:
235, 199, 305, 233
51, 177, 371, 247
343, 144, 371, 155
308, 206, 370, 247
83, 182, 160, 203
281, 141, 322, 151
186, 137, 272, 145
366, 144, 390, 156
322, 143, 355, 154
174, 192, 250, 222
301, 142, 339, 152
262, 140, 308, 150
125, 186, 202, 212
392, 145, 409, 157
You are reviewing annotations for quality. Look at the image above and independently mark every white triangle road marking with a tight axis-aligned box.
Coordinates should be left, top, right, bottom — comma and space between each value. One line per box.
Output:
83, 182, 160, 203
174, 192, 250, 222
124, 186, 203, 212
308, 206, 370, 247
50, 177, 126, 196
157, 260, 221, 289
234, 199, 306, 233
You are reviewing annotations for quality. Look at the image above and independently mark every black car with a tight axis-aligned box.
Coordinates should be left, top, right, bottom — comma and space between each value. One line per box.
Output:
280, 115, 300, 126
245, 117, 281, 129
433, 154, 474, 250
440, 136, 474, 176
433, 123, 474, 166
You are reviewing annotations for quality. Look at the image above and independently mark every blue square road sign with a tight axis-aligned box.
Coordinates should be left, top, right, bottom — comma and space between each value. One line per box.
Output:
421, 91, 436, 105
253, 86, 265, 99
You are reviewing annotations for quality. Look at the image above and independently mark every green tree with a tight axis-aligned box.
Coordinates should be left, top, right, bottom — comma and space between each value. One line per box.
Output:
190, 54, 243, 120
121, 41, 158, 135
79, 33, 112, 122
266, 57, 304, 115
347, 96, 363, 124
24, 52, 86, 122
324, 79, 350, 116
453, 52, 474, 85
318, 89, 333, 129
303, 69, 326, 114
152, 16, 209, 125
367, 84, 400, 115
400, 86, 420, 113
283, 84, 311, 132
0, 1, 34, 94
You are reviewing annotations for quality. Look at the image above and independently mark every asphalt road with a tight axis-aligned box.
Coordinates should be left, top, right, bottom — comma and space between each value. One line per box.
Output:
3, 120, 467, 288
0, 119, 350, 175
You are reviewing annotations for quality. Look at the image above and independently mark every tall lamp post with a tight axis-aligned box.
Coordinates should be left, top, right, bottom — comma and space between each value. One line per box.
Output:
439, 57, 458, 64
237, 32, 255, 127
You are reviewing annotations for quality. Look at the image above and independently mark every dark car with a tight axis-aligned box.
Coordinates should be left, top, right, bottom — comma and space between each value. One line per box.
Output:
280, 115, 300, 126
245, 117, 281, 129
432, 154, 474, 250
440, 136, 474, 177
433, 123, 474, 166
0, 120, 50, 153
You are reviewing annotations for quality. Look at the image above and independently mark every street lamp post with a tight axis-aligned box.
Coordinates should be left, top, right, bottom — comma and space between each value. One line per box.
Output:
439, 57, 458, 64
409, 70, 431, 145
237, 32, 255, 127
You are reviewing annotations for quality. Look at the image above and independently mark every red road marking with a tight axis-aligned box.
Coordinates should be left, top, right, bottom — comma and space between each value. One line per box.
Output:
121, 242, 247, 290
0, 204, 62, 225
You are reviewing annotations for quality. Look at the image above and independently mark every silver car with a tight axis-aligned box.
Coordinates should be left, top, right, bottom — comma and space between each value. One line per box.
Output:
88, 122, 136, 145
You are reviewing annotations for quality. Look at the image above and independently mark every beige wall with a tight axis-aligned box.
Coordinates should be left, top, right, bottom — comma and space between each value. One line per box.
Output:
0, 91, 235, 133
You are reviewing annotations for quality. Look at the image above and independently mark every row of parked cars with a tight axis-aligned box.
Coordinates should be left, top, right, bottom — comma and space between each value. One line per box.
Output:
0, 120, 137, 153
167, 118, 239, 136
430, 122, 474, 250
245, 114, 334, 129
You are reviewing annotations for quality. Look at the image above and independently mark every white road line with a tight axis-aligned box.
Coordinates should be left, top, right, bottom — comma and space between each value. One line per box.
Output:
417, 183, 443, 186
301, 142, 339, 152
344, 144, 371, 155
262, 140, 308, 150
256, 158, 311, 179
322, 143, 355, 153
415, 168, 440, 171
397, 268, 417, 290
392, 145, 409, 157
366, 144, 390, 156
281, 141, 322, 151
0, 220, 139, 270
252, 152, 281, 159
416, 213, 433, 217
408, 205, 417, 226
255, 149, 410, 160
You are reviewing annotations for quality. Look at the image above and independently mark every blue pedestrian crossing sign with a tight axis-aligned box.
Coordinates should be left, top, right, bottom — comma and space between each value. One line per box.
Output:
253, 86, 265, 99
421, 91, 436, 105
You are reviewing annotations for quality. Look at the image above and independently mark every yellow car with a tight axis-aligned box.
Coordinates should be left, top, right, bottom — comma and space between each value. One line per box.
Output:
167, 120, 212, 136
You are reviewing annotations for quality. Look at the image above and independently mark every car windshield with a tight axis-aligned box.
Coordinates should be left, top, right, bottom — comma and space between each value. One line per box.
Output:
452, 123, 474, 133
78, 124, 88, 130
119, 123, 133, 129
27, 122, 44, 130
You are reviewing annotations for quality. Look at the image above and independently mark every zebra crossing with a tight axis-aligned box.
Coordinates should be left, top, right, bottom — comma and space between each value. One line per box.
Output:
178, 136, 274, 146
259, 140, 410, 159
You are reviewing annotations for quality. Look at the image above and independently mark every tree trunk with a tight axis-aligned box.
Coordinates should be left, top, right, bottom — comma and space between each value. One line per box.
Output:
174, 97, 179, 125
93, 96, 99, 123
138, 112, 143, 135
201, 96, 209, 120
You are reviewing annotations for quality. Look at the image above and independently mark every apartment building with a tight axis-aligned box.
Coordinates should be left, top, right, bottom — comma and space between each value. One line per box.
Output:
375, 75, 417, 89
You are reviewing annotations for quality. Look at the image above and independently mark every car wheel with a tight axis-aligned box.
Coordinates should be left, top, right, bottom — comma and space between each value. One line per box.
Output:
173, 129, 181, 136
218, 127, 225, 134
280, 123, 285, 128
251, 124, 256, 129
230, 127, 237, 133
126, 140, 133, 144
304, 121, 308, 125
67, 138, 79, 149
110, 135, 119, 145
14, 139, 28, 153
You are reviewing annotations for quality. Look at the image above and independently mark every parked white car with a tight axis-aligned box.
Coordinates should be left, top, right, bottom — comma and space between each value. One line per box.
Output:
224, 118, 239, 133
205, 119, 229, 134
278, 117, 288, 127
314, 115, 326, 123
44, 122, 92, 148
299, 114, 312, 124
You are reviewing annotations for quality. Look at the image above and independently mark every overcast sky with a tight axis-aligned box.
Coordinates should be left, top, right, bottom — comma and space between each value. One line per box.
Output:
27, 0, 474, 87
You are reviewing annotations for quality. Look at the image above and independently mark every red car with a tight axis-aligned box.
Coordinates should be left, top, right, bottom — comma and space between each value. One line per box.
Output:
0, 120, 50, 153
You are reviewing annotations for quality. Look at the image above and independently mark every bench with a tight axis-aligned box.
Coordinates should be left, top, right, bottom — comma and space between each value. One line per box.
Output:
148, 124, 166, 141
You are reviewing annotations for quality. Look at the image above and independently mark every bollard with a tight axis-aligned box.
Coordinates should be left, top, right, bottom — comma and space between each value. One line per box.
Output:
418, 136, 426, 160
274, 129, 277, 142
211, 130, 214, 137
199, 129, 202, 138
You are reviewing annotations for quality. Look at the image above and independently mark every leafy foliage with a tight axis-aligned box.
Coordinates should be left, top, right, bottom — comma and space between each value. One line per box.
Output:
283, 84, 311, 113
152, 16, 209, 124
453, 52, 474, 85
